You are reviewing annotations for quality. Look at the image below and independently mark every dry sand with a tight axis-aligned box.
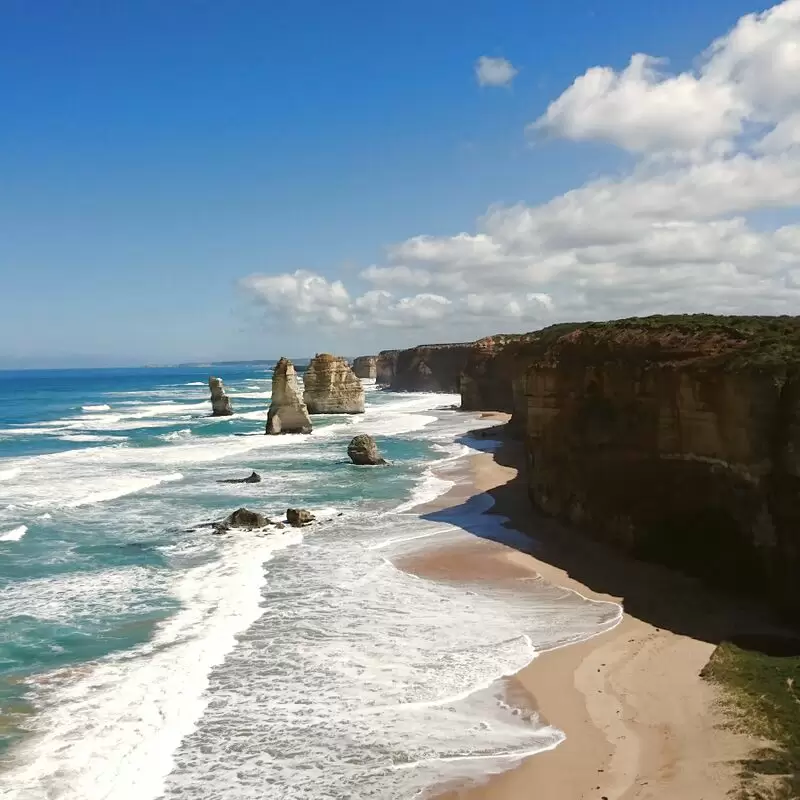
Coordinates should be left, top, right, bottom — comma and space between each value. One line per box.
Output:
397, 415, 760, 800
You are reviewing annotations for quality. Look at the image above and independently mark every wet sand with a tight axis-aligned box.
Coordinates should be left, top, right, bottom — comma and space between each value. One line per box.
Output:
398, 415, 759, 800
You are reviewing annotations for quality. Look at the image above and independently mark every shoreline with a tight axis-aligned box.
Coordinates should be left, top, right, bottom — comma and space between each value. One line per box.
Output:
398, 414, 758, 800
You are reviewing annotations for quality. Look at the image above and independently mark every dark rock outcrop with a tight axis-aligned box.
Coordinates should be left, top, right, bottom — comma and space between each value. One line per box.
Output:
208, 376, 233, 416
390, 343, 474, 392
303, 354, 365, 414
287, 508, 315, 527
376, 350, 399, 386
218, 471, 262, 484
352, 356, 377, 380
347, 434, 387, 465
266, 358, 313, 434
214, 507, 271, 532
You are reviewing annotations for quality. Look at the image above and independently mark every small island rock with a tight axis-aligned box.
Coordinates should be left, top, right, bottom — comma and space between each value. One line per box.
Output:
209, 376, 233, 416
218, 471, 262, 484
287, 508, 315, 527
214, 507, 271, 532
347, 434, 387, 465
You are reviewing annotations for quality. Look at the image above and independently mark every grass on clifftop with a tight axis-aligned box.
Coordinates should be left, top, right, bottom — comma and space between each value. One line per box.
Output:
581, 314, 800, 368
702, 639, 800, 799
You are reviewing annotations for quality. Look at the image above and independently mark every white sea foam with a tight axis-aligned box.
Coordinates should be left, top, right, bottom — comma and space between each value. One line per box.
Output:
0, 386, 622, 799
0, 530, 303, 800
0, 466, 22, 481
184, 382, 206, 386
81, 404, 111, 412
58, 434, 128, 443
160, 429, 193, 442
0, 524, 27, 542
65, 472, 184, 508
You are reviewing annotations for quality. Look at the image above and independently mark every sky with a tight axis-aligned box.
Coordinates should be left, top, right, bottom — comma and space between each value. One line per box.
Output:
1, 0, 799, 367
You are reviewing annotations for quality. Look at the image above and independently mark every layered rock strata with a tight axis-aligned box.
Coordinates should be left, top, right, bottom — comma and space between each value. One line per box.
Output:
352, 356, 377, 379
303, 354, 365, 414
208, 376, 233, 416
266, 357, 313, 434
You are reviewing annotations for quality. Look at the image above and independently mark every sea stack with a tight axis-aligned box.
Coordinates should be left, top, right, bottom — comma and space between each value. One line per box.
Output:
208, 376, 233, 416
352, 356, 377, 380
266, 358, 312, 434
303, 354, 365, 414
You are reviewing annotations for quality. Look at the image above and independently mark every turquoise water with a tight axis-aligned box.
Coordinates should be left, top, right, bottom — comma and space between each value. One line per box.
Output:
0, 367, 620, 799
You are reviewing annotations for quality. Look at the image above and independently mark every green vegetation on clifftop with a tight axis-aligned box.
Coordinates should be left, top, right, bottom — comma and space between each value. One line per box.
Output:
702, 640, 800, 799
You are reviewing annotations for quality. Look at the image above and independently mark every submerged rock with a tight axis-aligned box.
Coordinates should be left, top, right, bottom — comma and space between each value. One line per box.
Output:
208, 376, 233, 416
218, 471, 262, 484
347, 434, 387, 465
213, 507, 271, 532
266, 358, 313, 434
352, 356, 377, 380
303, 354, 365, 414
286, 508, 315, 527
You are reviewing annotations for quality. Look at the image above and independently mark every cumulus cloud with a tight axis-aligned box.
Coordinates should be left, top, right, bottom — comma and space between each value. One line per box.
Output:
475, 56, 518, 87
532, 0, 800, 155
242, 1, 800, 341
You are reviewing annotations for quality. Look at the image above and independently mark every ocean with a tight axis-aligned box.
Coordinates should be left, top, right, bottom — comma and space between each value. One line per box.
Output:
0, 365, 621, 799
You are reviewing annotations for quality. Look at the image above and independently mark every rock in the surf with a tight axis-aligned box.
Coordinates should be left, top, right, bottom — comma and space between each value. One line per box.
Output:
303, 354, 365, 414
208, 376, 234, 416
218, 471, 262, 484
266, 358, 313, 434
352, 355, 377, 380
286, 508, 315, 527
347, 434, 387, 465
213, 507, 271, 532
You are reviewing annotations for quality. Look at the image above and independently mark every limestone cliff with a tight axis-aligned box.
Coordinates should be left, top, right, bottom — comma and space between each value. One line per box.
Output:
518, 315, 800, 616
266, 357, 312, 434
352, 356, 377, 380
376, 350, 399, 386
208, 376, 233, 416
303, 354, 365, 414
390, 343, 473, 393
460, 324, 582, 431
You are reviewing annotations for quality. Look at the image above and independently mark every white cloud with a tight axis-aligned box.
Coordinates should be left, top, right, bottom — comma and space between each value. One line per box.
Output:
475, 56, 518, 87
242, 2, 800, 341
531, 0, 800, 155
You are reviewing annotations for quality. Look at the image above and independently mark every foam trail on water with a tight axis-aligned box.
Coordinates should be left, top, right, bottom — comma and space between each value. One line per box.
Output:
81, 404, 111, 412
64, 472, 184, 508
0, 530, 303, 800
0, 524, 27, 542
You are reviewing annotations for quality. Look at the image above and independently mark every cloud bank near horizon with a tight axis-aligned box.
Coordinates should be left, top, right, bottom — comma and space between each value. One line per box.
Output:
242, 1, 800, 340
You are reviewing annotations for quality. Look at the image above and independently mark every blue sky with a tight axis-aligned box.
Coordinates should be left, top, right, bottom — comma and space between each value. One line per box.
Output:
1, 0, 795, 367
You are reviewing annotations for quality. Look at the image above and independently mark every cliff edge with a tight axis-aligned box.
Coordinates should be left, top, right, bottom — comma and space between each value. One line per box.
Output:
463, 315, 800, 616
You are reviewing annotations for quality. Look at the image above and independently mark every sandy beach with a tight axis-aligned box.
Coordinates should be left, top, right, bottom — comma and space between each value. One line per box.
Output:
398, 415, 762, 800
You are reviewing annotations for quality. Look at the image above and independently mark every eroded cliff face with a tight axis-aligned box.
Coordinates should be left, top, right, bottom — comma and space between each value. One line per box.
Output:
520, 317, 800, 616
460, 324, 582, 432
376, 350, 399, 386
208, 376, 233, 416
303, 353, 365, 414
352, 356, 377, 380
266, 357, 312, 434
390, 343, 473, 393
